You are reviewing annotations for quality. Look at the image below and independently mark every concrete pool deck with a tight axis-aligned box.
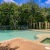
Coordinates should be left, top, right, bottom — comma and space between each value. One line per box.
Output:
0, 35, 50, 50
0, 38, 49, 50
33, 34, 50, 47
0, 30, 50, 50
29, 29, 50, 32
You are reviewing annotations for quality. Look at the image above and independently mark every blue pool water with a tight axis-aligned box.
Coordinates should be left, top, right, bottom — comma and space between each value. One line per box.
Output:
0, 30, 49, 41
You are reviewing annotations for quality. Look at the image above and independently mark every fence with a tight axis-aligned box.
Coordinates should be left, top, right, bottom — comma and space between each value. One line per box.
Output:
0, 22, 50, 30
33, 22, 50, 29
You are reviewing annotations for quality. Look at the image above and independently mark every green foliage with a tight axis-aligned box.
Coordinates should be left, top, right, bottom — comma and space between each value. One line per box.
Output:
0, 2, 50, 29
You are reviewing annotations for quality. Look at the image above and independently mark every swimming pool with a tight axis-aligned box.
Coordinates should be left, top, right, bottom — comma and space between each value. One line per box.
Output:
0, 30, 49, 41
41, 38, 50, 44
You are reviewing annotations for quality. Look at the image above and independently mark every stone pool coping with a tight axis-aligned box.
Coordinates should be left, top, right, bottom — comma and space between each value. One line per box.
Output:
0, 30, 50, 50
29, 29, 50, 32
0, 33, 50, 47
0, 34, 50, 50
0, 38, 48, 50
33, 34, 50, 47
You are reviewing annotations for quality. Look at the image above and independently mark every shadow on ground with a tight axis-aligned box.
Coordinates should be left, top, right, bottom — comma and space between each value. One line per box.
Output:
0, 43, 19, 50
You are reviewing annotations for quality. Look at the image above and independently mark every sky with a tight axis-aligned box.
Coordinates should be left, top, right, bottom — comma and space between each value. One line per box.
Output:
0, 0, 50, 7
35, 0, 50, 7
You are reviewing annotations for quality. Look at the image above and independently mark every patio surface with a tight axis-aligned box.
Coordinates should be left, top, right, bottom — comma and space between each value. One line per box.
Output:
0, 38, 50, 50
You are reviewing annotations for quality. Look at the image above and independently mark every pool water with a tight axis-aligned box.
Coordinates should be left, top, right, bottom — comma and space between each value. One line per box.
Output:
0, 30, 49, 41
41, 38, 50, 44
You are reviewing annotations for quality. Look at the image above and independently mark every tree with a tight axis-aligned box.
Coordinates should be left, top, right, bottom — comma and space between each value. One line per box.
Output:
40, 8, 48, 21
0, 2, 10, 25
9, 3, 19, 29
0, 1, 50, 29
